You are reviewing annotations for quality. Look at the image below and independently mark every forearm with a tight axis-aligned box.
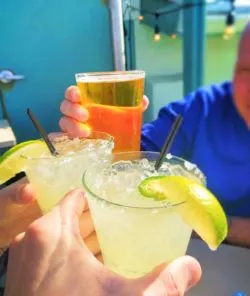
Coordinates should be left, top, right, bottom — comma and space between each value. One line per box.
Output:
226, 216, 250, 248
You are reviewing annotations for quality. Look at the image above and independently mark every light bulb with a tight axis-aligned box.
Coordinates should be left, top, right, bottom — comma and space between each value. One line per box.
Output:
138, 15, 144, 21
154, 24, 161, 42
225, 25, 235, 35
154, 33, 161, 42
223, 25, 235, 40
223, 11, 235, 39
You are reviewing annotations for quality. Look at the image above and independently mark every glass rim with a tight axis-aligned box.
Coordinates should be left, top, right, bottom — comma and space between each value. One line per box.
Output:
75, 70, 145, 82
82, 170, 186, 210
21, 131, 114, 161
111, 151, 206, 181
82, 151, 205, 210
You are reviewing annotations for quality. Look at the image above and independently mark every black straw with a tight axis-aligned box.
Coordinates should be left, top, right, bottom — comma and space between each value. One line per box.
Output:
27, 109, 58, 156
155, 114, 183, 170
0, 172, 26, 190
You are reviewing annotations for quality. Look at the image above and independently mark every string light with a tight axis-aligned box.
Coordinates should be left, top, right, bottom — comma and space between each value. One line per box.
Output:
154, 24, 161, 42
123, 2, 237, 43
153, 13, 161, 42
138, 15, 144, 21
223, 0, 236, 40
223, 11, 235, 39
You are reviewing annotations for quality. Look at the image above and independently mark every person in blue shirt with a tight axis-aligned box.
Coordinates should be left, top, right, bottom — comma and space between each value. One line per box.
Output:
59, 22, 250, 248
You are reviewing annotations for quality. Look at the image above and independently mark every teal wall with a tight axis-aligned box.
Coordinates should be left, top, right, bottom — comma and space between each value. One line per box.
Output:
0, 0, 113, 142
133, 22, 183, 122
133, 21, 241, 122
205, 33, 240, 85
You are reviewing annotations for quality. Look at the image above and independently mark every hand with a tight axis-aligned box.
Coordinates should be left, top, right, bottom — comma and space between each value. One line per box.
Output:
59, 86, 149, 138
5, 189, 201, 296
0, 180, 100, 258
0, 178, 41, 248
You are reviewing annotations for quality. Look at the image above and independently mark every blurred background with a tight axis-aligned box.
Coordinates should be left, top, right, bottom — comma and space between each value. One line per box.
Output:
0, 0, 249, 144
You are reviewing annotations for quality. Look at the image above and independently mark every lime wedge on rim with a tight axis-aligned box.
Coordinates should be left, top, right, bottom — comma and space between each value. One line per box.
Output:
0, 140, 49, 184
138, 175, 228, 250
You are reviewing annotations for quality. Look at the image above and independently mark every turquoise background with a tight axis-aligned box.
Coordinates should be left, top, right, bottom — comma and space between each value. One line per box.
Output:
0, 0, 113, 141
133, 21, 240, 121
0, 1, 242, 140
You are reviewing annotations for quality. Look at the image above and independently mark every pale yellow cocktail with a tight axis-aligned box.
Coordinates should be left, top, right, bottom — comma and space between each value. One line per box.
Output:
24, 132, 113, 213
83, 151, 205, 278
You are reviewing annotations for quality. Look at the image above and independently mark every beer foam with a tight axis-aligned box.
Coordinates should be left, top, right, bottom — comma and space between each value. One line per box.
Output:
76, 71, 145, 83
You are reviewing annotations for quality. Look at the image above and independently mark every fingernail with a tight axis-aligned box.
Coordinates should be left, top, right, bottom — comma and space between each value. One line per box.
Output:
187, 263, 200, 288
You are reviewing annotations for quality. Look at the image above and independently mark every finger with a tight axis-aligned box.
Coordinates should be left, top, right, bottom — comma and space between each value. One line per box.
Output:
84, 232, 100, 255
49, 132, 86, 141
48, 132, 68, 141
142, 95, 149, 112
59, 189, 88, 223
138, 256, 201, 295
162, 256, 201, 293
56, 189, 90, 242
0, 179, 35, 205
59, 117, 91, 138
60, 100, 89, 122
79, 210, 95, 239
29, 189, 88, 249
8, 232, 26, 273
65, 86, 81, 103
12, 232, 26, 245
18, 183, 37, 204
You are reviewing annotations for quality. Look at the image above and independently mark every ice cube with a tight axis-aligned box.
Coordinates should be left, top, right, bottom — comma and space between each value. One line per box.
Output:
184, 160, 196, 171
139, 158, 150, 169
166, 153, 173, 160
169, 164, 192, 177
157, 162, 174, 176
112, 161, 134, 172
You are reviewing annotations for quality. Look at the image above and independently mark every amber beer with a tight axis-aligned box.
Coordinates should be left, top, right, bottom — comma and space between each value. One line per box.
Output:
75, 71, 145, 152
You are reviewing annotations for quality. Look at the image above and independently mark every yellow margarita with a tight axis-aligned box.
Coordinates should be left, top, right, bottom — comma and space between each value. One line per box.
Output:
83, 151, 216, 278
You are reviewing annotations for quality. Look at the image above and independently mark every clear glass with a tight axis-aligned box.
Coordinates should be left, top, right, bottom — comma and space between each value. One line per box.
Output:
75, 71, 145, 153
23, 132, 114, 213
83, 151, 206, 278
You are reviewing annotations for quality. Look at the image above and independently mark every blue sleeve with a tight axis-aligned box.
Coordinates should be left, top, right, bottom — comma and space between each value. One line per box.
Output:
141, 90, 206, 158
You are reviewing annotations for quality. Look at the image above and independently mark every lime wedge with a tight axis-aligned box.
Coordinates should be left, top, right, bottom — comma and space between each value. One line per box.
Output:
0, 140, 49, 183
138, 175, 228, 250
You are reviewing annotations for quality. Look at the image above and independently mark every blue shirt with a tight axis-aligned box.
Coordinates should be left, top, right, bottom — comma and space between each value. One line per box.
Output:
141, 81, 250, 217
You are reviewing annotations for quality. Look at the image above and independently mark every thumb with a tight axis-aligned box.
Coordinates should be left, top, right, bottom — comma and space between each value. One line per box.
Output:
137, 256, 201, 296
0, 178, 35, 206
142, 95, 149, 112
57, 188, 88, 231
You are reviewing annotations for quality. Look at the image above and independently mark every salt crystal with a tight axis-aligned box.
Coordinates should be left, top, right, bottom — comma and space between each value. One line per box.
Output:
184, 161, 196, 171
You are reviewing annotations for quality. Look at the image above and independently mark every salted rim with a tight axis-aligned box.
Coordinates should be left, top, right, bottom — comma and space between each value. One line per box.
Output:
82, 151, 206, 210
21, 131, 114, 161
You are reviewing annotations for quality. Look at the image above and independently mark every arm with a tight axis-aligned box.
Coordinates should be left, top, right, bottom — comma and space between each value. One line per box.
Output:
193, 217, 250, 248
226, 216, 250, 248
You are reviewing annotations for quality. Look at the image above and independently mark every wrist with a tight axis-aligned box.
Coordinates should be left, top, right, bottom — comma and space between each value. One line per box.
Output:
223, 216, 233, 244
